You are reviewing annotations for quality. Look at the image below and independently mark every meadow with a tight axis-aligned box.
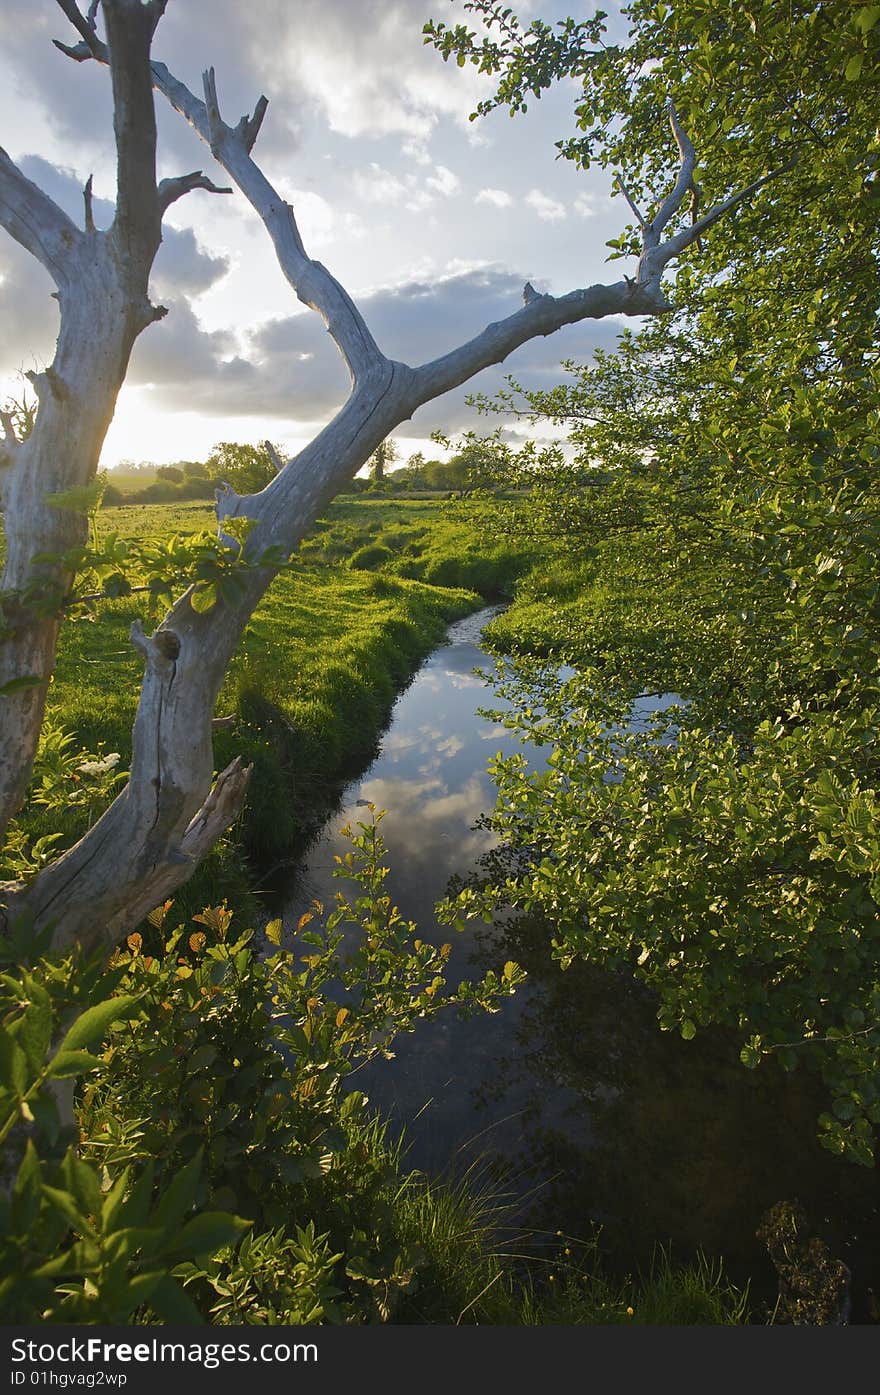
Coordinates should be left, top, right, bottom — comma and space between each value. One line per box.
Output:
20, 495, 535, 913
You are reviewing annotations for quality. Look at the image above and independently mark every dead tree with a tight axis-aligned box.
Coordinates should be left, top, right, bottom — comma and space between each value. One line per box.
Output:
0, 1, 783, 954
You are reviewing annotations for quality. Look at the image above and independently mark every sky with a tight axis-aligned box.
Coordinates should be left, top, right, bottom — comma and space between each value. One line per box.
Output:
0, 0, 635, 469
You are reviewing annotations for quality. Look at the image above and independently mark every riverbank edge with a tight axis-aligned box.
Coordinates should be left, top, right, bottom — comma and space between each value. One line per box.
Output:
207, 577, 485, 918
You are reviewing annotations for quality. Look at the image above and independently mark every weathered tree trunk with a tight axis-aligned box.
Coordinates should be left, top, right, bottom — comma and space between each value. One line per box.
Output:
1, 0, 170, 834
0, 1, 787, 955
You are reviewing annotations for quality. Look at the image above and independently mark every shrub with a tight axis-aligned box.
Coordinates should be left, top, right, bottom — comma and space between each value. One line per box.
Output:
349, 543, 394, 571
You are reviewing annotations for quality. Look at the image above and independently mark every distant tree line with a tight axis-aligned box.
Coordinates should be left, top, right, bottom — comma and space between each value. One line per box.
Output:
361, 438, 515, 496
102, 442, 283, 506
102, 438, 516, 506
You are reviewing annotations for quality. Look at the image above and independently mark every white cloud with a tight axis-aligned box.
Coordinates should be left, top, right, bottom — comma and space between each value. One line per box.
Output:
353, 161, 459, 213
405, 188, 437, 214
526, 189, 567, 222
402, 137, 432, 167
574, 191, 615, 219
425, 165, 460, 198
353, 163, 408, 205
476, 188, 513, 209
274, 183, 337, 245
256, 0, 489, 141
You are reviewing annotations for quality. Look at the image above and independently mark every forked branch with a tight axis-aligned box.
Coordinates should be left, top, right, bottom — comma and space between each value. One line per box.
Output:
650, 99, 697, 239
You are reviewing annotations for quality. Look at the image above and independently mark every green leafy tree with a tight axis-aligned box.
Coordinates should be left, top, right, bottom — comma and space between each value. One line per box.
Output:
434, 0, 880, 1164
205, 441, 281, 495
368, 437, 400, 488
403, 450, 426, 485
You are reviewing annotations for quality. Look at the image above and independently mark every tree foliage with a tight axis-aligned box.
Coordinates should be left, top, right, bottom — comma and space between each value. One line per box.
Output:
435, 0, 880, 1163
205, 441, 281, 495
368, 438, 400, 487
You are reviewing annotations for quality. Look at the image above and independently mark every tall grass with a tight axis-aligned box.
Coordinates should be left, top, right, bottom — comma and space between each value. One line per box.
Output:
386, 1152, 752, 1324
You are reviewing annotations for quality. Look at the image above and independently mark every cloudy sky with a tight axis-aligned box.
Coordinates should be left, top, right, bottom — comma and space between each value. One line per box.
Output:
0, 0, 635, 468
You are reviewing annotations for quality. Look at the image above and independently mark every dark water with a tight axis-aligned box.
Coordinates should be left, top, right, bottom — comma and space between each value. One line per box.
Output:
284, 608, 880, 1317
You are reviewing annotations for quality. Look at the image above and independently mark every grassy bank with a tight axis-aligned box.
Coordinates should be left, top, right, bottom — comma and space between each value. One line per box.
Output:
17, 496, 534, 915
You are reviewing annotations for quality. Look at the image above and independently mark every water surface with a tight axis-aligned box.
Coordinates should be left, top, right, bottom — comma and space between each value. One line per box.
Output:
284, 608, 880, 1312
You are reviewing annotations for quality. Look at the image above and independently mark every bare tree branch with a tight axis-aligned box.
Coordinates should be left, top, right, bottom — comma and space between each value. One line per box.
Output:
53, 0, 106, 59
650, 99, 697, 238
410, 279, 660, 407
264, 440, 286, 474
157, 170, 233, 213
83, 174, 96, 233
0, 412, 17, 472
642, 157, 798, 279
0, 147, 82, 283
237, 95, 269, 154
55, 34, 389, 388
410, 101, 793, 402
666, 159, 798, 255
101, 0, 162, 264
615, 172, 647, 231
98, 755, 252, 945
191, 66, 386, 387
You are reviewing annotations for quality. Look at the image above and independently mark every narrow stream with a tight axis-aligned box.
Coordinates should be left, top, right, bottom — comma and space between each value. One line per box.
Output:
283, 607, 880, 1313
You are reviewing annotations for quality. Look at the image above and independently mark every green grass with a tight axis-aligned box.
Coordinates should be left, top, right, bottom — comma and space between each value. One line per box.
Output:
14, 496, 533, 916
301, 496, 536, 597
385, 1156, 752, 1324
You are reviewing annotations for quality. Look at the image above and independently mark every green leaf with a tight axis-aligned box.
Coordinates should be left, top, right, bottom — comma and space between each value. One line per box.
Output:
45, 481, 105, 515
46, 1049, 103, 1079
265, 918, 283, 946
187, 1044, 218, 1072
61, 1148, 102, 1221
11, 1140, 42, 1232
152, 1148, 203, 1236
172, 1211, 251, 1258
114, 1160, 155, 1231
56, 994, 141, 1055
190, 583, 217, 613
103, 573, 132, 599
101, 1166, 133, 1233
42, 1184, 95, 1237
680, 1018, 697, 1040
0, 1034, 28, 1096
854, 5, 880, 32
145, 1274, 205, 1323
15, 999, 53, 1075
845, 52, 864, 81
0, 675, 48, 697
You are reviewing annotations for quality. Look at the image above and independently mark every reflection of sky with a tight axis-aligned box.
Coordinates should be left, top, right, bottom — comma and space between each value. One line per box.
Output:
281, 610, 676, 1181
281, 607, 566, 1174
287, 608, 529, 949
